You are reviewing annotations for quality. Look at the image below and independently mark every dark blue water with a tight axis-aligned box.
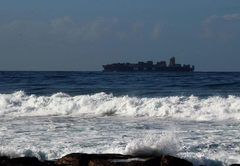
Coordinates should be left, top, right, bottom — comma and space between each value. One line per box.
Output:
0, 71, 240, 98
1, 71, 240, 165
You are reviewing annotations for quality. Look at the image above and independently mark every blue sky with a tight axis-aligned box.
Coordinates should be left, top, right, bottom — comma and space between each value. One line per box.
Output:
0, 0, 240, 71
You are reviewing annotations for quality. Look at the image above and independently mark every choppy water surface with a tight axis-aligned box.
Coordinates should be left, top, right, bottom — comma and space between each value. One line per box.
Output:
0, 71, 240, 166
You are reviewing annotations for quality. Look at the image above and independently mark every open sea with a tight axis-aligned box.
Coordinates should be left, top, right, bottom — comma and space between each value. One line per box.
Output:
0, 71, 240, 166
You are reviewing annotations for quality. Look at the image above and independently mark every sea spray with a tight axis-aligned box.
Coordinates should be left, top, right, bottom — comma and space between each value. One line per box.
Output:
124, 130, 179, 157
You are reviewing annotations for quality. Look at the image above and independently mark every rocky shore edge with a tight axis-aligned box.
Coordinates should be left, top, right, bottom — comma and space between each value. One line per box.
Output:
0, 153, 239, 166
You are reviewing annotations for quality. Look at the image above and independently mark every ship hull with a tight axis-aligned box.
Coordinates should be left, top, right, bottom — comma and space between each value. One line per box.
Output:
102, 66, 194, 72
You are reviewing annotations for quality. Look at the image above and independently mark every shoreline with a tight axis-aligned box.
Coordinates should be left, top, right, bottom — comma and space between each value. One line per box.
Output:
0, 153, 239, 166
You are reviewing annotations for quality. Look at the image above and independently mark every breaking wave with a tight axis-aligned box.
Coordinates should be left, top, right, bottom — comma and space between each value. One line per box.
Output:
0, 91, 240, 120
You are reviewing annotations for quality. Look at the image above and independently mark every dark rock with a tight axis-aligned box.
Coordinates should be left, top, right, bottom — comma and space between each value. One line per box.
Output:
1, 153, 194, 166
57, 154, 163, 166
89, 157, 148, 166
87, 158, 103, 166
55, 153, 134, 166
88, 158, 116, 166
94, 153, 133, 160
55, 153, 160, 166
5, 157, 43, 166
230, 165, 240, 166
161, 155, 193, 166
0, 156, 10, 164
55, 153, 91, 166
43, 160, 58, 166
55, 153, 194, 166
143, 157, 162, 166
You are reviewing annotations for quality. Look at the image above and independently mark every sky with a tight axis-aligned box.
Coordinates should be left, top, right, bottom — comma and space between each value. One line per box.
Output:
0, 0, 240, 71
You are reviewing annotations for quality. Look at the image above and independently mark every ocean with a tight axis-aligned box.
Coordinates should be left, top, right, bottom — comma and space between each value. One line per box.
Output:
0, 71, 240, 166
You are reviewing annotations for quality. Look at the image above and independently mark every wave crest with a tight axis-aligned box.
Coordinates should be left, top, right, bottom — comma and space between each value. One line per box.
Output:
0, 91, 240, 120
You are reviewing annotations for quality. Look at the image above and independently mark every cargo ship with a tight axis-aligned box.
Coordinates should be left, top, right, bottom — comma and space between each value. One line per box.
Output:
102, 57, 195, 72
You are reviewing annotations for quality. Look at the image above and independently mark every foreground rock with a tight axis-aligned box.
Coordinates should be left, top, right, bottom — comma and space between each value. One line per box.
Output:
55, 153, 193, 166
0, 153, 239, 166
0, 156, 43, 166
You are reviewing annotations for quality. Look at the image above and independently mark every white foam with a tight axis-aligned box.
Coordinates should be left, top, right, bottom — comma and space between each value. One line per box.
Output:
123, 131, 179, 157
0, 146, 68, 161
0, 114, 239, 165
0, 91, 240, 120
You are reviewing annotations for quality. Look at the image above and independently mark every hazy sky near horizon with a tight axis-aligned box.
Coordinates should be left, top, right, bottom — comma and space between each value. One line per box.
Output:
0, 0, 240, 71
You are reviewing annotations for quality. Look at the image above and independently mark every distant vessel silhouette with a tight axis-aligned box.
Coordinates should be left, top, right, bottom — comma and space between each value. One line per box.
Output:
102, 57, 195, 72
